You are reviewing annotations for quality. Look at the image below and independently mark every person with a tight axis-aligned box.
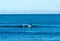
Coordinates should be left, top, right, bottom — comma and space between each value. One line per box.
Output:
28, 23, 32, 28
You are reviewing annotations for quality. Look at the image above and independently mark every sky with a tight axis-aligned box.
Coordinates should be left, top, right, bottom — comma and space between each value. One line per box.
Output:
0, 0, 60, 14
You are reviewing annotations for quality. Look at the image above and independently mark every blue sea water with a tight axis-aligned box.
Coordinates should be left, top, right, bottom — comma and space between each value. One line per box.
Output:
0, 14, 60, 41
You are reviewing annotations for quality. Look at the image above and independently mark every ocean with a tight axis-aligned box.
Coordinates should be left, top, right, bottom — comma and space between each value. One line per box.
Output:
0, 14, 60, 41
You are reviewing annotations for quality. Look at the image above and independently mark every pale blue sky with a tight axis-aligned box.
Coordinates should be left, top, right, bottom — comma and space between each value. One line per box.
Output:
0, 0, 60, 14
